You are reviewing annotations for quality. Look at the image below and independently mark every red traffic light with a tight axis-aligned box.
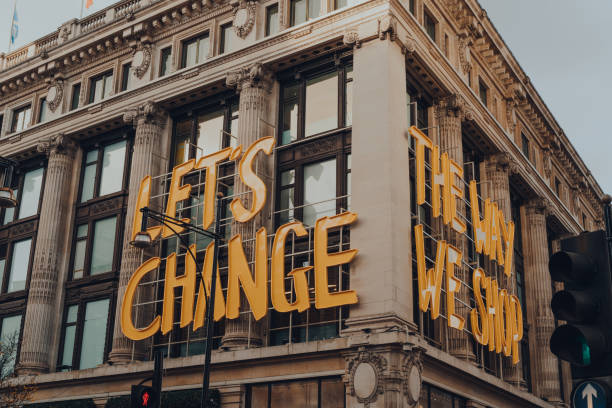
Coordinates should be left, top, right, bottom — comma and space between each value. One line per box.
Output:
131, 385, 157, 408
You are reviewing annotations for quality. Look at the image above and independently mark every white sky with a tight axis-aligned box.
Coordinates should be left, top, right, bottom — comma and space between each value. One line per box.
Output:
2, 0, 611, 193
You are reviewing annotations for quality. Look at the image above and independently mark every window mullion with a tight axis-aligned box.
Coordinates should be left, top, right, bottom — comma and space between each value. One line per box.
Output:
298, 79, 306, 140
72, 303, 85, 370
93, 148, 103, 199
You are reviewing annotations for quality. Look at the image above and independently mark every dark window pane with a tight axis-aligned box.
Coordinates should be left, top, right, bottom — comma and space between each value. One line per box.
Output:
266, 4, 279, 36
121, 63, 132, 91
80, 163, 97, 203
90, 217, 117, 275
38, 98, 48, 123
424, 12, 436, 41
303, 159, 336, 226
160, 47, 172, 76
430, 386, 453, 408
99, 140, 126, 196
17, 168, 43, 219
0, 315, 22, 376
71, 83, 81, 111
270, 381, 317, 408
479, 80, 487, 106
321, 378, 345, 408
183, 39, 198, 68
79, 299, 109, 369
521, 133, 530, 159
7, 239, 32, 292
305, 72, 338, 136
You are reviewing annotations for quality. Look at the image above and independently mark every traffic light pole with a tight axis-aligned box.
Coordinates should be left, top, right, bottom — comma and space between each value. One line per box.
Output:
603, 195, 612, 263
153, 351, 163, 408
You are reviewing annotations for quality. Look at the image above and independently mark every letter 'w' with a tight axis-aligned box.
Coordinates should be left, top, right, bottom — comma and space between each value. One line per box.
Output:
414, 224, 446, 318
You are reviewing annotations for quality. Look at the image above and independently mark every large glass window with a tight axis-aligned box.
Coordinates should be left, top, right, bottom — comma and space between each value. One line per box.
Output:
80, 140, 128, 202
181, 33, 210, 69
172, 98, 238, 166
0, 315, 22, 376
280, 63, 352, 145
2, 167, 44, 224
249, 378, 344, 408
89, 71, 114, 104
6, 239, 32, 293
290, 0, 319, 26
71, 216, 118, 280
10, 104, 32, 133
58, 298, 110, 370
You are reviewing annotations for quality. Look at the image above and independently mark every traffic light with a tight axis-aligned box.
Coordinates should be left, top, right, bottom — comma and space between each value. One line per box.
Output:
131, 384, 158, 408
549, 229, 612, 379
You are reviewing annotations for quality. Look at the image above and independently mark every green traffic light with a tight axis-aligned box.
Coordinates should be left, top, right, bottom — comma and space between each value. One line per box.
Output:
581, 341, 591, 366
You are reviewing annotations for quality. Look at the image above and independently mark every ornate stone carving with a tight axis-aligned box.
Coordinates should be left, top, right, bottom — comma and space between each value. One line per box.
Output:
378, 14, 397, 41
232, 1, 256, 39
226, 62, 273, 92
46, 79, 64, 113
36, 133, 76, 156
343, 31, 361, 49
403, 33, 417, 55
525, 197, 550, 217
123, 101, 165, 127
402, 347, 425, 406
346, 348, 387, 407
132, 43, 152, 79
458, 35, 472, 74
435, 94, 472, 122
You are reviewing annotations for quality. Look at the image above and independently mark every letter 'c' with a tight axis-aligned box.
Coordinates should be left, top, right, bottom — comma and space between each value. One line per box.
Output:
121, 257, 161, 341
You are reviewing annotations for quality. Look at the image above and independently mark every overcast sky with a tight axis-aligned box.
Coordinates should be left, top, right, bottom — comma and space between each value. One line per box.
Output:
2, 0, 611, 193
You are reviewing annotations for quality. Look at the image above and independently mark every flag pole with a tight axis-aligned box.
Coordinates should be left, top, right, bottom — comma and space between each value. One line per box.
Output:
7, 0, 17, 53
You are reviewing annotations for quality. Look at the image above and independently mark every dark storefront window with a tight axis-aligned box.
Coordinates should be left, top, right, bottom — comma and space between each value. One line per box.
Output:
248, 378, 344, 408
419, 383, 467, 408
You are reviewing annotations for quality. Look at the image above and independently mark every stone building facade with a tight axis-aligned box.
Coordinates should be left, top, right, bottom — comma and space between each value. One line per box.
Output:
0, 0, 604, 406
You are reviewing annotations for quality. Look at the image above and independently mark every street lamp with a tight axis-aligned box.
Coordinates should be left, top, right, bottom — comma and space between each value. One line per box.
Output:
0, 157, 18, 209
130, 193, 225, 408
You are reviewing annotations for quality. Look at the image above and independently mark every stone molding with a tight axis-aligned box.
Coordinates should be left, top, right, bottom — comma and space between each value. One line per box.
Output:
343, 31, 361, 49
402, 346, 425, 406
132, 43, 152, 79
232, 0, 257, 39
123, 101, 166, 127
46, 79, 64, 113
225, 62, 274, 92
378, 14, 397, 41
435, 94, 473, 122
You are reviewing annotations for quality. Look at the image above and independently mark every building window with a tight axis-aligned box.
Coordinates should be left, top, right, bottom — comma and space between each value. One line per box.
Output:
248, 378, 345, 408
280, 63, 352, 145
478, 79, 488, 106
89, 71, 114, 104
121, 62, 133, 91
265, 4, 279, 36
79, 140, 128, 203
444, 33, 449, 57
335, 0, 357, 9
70, 217, 119, 280
0, 314, 22, 376
409, 0, 415, 14
0, 114, 4, 135
181, 33, 210, 69
172, 97, 238, 166
58, 298, 110, 370
159, 47, 172, 77
220, 23, 238, 54
521, 133, 530, 160
290, 0, 319, 26
70, 83, 81, 111
424, 11, 436, 42
554, 177, 562, 197
10, 104, 32, 133
1, 167, 44, 225
418, 383, 467, 408
0, 238, 33, 293
38, 97, 48, 124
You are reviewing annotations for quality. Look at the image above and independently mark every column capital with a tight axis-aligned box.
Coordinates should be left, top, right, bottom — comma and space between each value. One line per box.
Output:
225, 63, 274, 92
525, 197, 551, 216
123, 101, 166, 127
36, 133, 77, 157
435, 94, 473, 121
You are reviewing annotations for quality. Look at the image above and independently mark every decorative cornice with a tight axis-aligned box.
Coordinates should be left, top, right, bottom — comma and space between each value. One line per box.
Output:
36, 133, 77, 157
225, 62, 274, 92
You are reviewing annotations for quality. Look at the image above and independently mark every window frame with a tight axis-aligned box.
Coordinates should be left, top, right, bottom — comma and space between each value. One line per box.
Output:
0, 166, 46, 226
478, 79, 488, 107
180, 32, 210, 69
88, 70, 114, 104
37, 96, 48, 124
70, 83, 81, 111
219, 22, 235, 55
246, 377, 346, 408
277, 56, 353, 146
423, 9, 437, 42
0, 313, 24, 376
120, 62, 133, 92
521, 132, 530, 161
265, 4, 279, 37
159, 46, 172, 77
10, 104, 32, 134
289, 0, 320, 26
57, 294, 114, 371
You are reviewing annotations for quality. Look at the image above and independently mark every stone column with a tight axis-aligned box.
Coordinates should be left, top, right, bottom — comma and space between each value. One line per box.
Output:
222, 63, 274, 349
109, 102, 166, 363
521, 199, 561, 402
18, 135, 77, 374
483, 153, 524, 387
435, 95, 474, 361
345, 33, 413, 331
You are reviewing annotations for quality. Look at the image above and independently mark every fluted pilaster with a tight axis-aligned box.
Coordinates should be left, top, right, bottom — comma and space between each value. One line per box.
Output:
18, 135, 77, 374
222, 64, 274, 349
522, 199, 561, 401
109, 102, 166, 363
435, 94, 474, 361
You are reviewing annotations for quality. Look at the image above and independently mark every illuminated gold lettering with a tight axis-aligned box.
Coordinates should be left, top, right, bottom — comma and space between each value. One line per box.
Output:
415, 224, 445, 318
195, 147, 232, 230
470, 268, 489, 345
121, 257, 161, 341
445, 244, 465, 330
131, 176, 161, 242
193, 241, 226, 331
161, 251, 196, 334
314, 212, 359, 309
409, 126, 433, 206
163, 160, 195, 238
